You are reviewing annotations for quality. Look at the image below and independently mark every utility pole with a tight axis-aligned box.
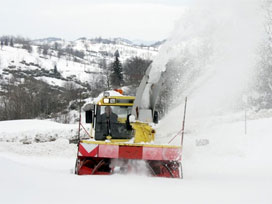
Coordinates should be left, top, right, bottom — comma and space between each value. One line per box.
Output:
243, 95, 248, 135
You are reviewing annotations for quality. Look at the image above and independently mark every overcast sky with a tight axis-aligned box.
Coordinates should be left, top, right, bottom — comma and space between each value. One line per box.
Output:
0, 0, 192, 42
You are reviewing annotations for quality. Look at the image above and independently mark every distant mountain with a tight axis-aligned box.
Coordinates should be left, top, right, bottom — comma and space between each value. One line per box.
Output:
149, 39, 166, 48
113, 37, 133, 45
33, 36, 165, 47
33, 37, 63, 44
130, 39, 156, 46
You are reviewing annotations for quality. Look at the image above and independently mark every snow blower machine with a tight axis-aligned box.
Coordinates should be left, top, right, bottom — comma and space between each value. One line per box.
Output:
75, 67, 185, 178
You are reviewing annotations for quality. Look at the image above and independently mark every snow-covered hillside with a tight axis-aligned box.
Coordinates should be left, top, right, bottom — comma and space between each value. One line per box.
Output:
0, 37, 159, 89
0, 113, 271, 204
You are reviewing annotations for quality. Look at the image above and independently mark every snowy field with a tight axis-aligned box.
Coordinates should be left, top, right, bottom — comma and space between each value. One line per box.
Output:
0, 114, 271, 204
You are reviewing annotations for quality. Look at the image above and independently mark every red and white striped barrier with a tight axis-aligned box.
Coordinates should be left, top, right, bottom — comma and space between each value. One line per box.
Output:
78, 142, 181, 161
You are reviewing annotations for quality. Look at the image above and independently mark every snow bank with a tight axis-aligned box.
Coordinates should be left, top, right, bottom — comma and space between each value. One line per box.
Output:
0, 139, 77, 158
0, 119, 78, 143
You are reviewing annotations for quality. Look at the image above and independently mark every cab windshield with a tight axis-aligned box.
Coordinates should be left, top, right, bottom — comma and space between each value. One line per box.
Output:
100, 106, 132, 118
95, 105, 133, 140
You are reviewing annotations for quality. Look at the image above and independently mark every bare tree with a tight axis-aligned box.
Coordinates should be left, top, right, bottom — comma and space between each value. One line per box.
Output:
123, 56, 152, 87
0, 76, 70, 121
22, 42, 32, 53
63, 81, 79, 102
10, 38, 14, 47
4, 38, 8, 46
99, 58, 110, 89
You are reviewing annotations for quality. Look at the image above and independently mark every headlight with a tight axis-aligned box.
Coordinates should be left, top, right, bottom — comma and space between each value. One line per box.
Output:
103, 98, 109, 103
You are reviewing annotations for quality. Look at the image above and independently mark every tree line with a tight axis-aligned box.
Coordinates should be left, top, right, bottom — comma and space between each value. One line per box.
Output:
0, 76, 83, 121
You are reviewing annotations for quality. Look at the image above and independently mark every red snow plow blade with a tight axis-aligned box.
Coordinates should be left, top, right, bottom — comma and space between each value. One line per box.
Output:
75, 140, 182, 178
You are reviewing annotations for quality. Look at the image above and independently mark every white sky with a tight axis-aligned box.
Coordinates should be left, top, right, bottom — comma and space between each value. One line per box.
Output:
0, 0, 191, 42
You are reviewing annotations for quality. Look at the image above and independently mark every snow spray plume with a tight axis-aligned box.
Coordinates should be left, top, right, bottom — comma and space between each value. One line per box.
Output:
153, 0, 264, 118
151, 0, 265, 143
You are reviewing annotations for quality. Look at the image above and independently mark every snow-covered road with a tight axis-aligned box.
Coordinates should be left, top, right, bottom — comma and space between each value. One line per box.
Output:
0, 150, 270, 204
0, 116, 272, 204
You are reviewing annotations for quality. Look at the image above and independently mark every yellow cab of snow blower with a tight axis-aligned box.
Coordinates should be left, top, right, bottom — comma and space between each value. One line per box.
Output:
85, 90, 155, 143
75, 89, 183, 178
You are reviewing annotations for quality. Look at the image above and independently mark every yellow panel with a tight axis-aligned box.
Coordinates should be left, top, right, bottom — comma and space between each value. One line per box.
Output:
117, 118, 127, 123
98, 96, 135, 106
131, 122, 155, 143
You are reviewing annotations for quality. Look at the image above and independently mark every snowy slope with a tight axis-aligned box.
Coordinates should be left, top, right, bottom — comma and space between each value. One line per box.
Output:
0, 114, 272, 204
0, 38, 158, 89
0, 45, 100, 87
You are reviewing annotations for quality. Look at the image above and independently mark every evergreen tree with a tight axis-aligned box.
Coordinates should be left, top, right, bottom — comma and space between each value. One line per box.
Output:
53, 64, 61, 78
0, 40, 3, 49
54, 64, 58, 75
110, 50, 123, 88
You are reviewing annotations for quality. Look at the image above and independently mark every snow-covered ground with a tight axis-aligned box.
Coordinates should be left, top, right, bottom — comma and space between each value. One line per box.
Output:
0, 113, 271, 204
